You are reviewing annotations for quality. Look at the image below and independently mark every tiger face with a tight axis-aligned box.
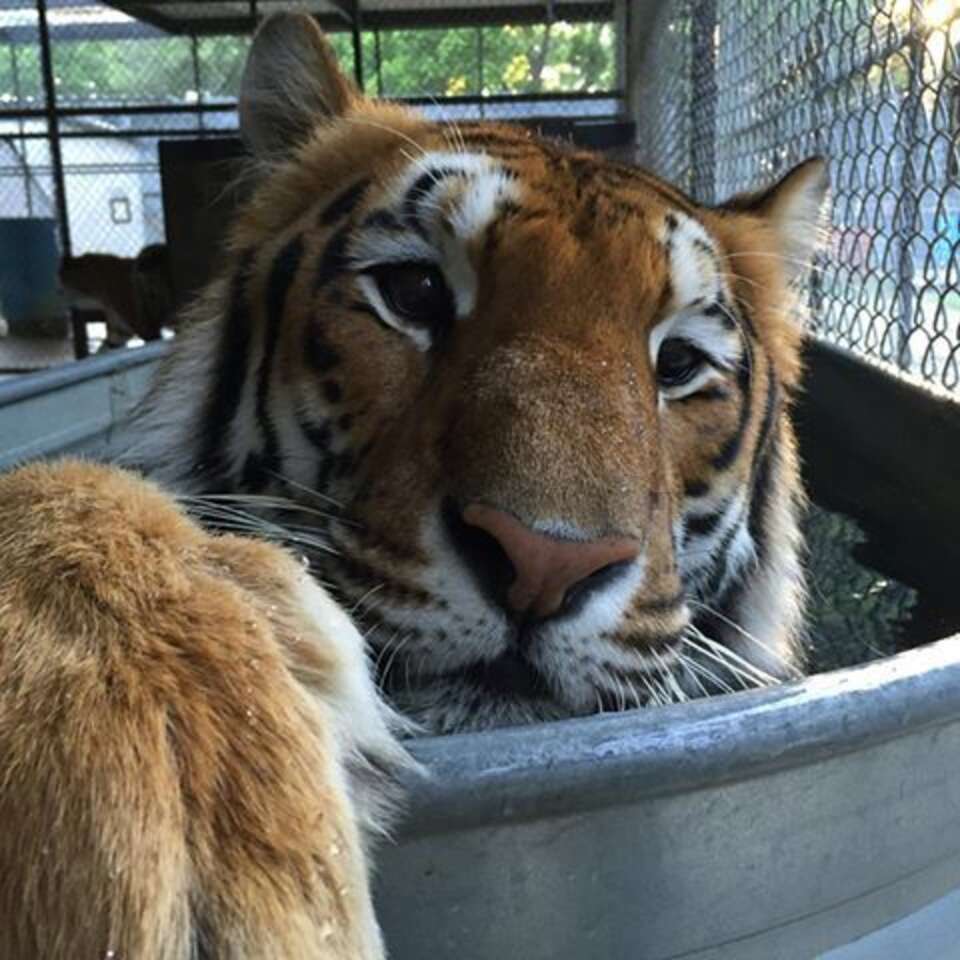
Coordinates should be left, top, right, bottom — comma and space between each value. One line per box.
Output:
139, 14, 828, 733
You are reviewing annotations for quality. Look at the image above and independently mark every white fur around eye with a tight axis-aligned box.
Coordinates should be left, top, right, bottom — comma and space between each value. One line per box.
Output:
650, 306, 744, 401
354, 272, 433, 352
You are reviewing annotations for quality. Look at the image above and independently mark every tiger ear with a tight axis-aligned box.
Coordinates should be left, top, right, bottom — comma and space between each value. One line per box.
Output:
240, 12, 357, 160
721, 158, 830, 282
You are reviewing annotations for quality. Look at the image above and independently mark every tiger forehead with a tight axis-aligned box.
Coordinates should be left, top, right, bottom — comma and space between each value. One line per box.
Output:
348, 135, 709, 248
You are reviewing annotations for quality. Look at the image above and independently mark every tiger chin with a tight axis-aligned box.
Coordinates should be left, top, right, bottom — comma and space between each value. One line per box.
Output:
0, 11, 828, 958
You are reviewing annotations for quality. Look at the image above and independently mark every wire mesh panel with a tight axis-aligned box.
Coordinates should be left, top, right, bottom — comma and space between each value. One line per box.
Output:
1, 1, 621, 259
0, 0, 620, 359
636, 0, 960, 393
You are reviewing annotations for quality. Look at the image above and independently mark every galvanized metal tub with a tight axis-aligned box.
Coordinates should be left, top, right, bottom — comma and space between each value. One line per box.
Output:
379, 641, 960, 959
2, 346, 960, 958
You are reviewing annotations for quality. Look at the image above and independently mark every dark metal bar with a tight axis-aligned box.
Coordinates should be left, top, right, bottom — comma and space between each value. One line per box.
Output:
374, 27, 383, 96
105, 1, 183, 35
476, 26, 484, 110
350, 2, 364, 91
1, 90, 621, 127
35, 0, 89, 360
190, 34, 205, 132
327, 0, 357, 26
894, 0, 926, 373
1, 102, 239, 120
6, 127, 237, 141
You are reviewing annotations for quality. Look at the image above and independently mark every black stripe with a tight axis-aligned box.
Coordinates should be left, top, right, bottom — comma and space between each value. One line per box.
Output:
319, 178, 370, 227
198, 250, 255, 483
746, 366, 781, 563
703, 301, 737, 330
315, 451, 338, 493
253, 233, 305, 484
685, 510, 723, 539
315, 224, 351, 291
241, 450, 269, 490
323, 380, 342, 404
296, 414, 332, 452
710, 347, 753, 471
306, 337, 340, 373
748, 431, 779, 566
362, 209, 404, 232
699, 516, 742, 603
684, 478, 710, 499
733, 295, 759, 340
403, 168, 457, 234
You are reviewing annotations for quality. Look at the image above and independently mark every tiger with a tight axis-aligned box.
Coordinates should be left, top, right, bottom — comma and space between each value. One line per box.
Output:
0, 11, 829, 958
59, 243, 175, 349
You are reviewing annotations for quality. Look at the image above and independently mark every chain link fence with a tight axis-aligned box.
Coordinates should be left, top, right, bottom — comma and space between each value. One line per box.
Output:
637, 0, 960, 393
633, 0, 960, 667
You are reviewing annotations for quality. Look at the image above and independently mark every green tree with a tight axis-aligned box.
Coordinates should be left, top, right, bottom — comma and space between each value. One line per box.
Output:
1, 19, 615, 108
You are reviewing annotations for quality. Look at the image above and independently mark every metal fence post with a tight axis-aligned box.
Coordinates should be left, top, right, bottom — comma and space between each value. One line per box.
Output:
351, 1, 364, 92
690, 0, 717, 204
894, 0, 927, 373
36, 0, 89, 359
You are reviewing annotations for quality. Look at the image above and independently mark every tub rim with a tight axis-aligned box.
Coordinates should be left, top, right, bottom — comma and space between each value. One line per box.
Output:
400, 635, 960, 835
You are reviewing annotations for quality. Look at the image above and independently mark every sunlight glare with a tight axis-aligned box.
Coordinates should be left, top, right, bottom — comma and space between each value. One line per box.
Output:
924, 0, 959, 27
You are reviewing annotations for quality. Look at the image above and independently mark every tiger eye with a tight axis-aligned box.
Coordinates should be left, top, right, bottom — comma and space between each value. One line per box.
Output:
369, 262, 453, 337
657, 337, 706, 388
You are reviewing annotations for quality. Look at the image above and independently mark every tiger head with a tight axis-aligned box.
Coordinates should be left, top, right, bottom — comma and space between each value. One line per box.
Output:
139, 14, 828, 733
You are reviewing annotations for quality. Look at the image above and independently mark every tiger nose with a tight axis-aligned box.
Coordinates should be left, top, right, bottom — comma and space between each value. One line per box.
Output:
458, 502, 642, 621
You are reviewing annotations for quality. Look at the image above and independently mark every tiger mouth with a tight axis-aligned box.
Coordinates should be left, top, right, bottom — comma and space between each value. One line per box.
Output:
376, 643, 555, 702
457, 649, 553, 700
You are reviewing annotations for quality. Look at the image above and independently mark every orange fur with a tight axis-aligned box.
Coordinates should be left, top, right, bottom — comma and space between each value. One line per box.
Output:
0, 460, 389, 959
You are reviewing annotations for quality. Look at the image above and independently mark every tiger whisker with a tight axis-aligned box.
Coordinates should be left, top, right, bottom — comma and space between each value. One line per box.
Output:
349, 583, 385, 617
265, 468, 346, 510
181, 500, 339, 555
675, 651, 711, 698
688, 598, 803, 678
184, 492, 341, 524
692, 631, 780, 687
682, 628, 778, 690
681, 652, 736, 695
653, 649, 689, 704
374, 628, 415, 686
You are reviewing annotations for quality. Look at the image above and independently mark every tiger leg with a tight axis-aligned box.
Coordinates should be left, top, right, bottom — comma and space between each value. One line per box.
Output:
0, 459, 407, 959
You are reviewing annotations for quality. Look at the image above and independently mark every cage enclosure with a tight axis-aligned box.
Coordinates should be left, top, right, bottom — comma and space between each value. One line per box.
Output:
1, 0, 960, 957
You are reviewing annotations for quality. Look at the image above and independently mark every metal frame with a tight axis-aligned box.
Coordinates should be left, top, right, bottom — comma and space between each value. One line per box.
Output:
103, 2, 614, 36
1, 0, 621, 323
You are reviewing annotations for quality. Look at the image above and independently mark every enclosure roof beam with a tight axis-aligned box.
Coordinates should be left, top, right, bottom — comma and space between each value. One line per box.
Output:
105, 2, 183, 35
327, 0, 358, 27
98, 2, 613, 36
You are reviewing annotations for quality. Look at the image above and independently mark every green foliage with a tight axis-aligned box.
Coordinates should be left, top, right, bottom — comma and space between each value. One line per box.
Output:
367, 22, 614, 97
1, 20, 615, 108
804, 504, 916, 674
52, 36, 197, 104
0, 43, 42, 104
